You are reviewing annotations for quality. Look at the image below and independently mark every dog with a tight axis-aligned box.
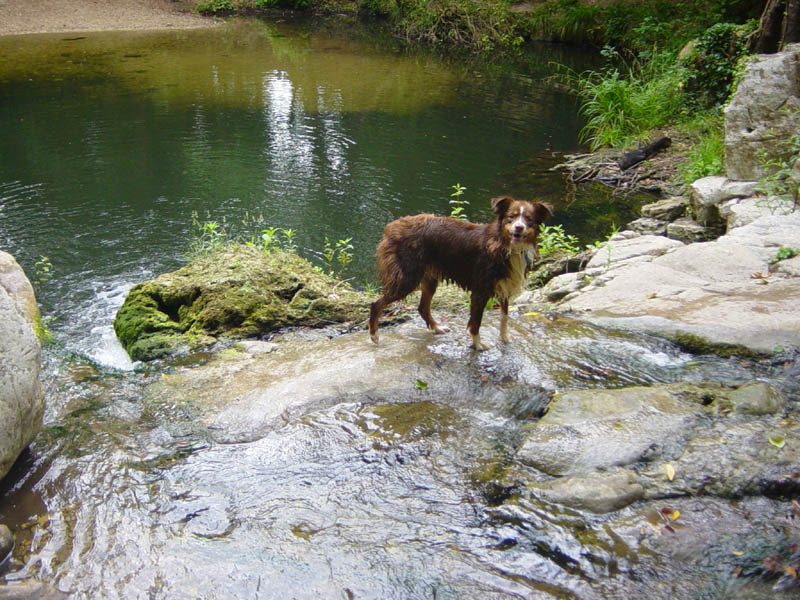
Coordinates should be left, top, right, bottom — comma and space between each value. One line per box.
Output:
368, 195, 552, 350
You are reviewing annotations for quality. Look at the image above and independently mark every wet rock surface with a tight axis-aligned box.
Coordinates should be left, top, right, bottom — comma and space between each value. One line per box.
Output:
0, 252, 44, 480
3, 309, 800, 598
528, 206, 800, 355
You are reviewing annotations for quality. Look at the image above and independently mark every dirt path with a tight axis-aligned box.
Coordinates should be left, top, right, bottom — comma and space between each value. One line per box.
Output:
0, 0, 216, 36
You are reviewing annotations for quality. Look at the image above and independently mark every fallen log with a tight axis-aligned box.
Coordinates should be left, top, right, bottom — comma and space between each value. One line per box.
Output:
617, 136, 671, 171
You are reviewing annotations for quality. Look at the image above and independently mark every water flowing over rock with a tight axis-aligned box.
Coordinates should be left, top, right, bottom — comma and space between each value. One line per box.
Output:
724, 43, 800, 181
513, 382, 798, 514
0, 252, 44, 480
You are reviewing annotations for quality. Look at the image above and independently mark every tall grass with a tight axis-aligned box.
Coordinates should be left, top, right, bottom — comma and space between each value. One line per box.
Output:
678, 111, 726, 185
564, 48, 686, 150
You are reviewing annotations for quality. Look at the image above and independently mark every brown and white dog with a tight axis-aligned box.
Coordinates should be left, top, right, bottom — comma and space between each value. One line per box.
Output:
368, 196, 552, 350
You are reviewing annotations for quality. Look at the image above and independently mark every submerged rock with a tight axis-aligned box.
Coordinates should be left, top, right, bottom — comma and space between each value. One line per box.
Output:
512, 381, 798, 513
114, 245, 371, 361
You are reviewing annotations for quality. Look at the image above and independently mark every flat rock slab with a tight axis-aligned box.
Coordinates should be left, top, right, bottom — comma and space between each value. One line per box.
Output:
540, 211, 800, 354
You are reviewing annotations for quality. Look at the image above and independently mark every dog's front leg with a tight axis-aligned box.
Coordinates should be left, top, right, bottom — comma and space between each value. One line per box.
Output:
498, 298, 510, 343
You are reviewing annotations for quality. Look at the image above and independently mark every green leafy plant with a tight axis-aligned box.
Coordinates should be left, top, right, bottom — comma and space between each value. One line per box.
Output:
769, 247, 799, 264
391, 0, 523, 54
681, 21, 757, 108
448, 183, 469, 220
679, 113, 725, 185
33, 255, 54, 287
538, 224, 580, 257
195, 0, 233, 14
186, 212, 229, 258
323, 236, 354, 276
756, 126, 800, 210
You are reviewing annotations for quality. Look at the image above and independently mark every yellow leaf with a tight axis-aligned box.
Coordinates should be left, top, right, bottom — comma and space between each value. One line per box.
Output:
665, 463, 675, 481
524, 312, 540, 317
732, 550, 744, 556
769, 435, 786, 448
786, 566, 797, 578
670, 510, 680, 521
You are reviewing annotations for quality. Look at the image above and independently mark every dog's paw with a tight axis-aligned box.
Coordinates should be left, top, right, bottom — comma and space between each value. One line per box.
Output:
432, 325, 451, 335
470, 335, 490, 351
370, 333, 380, 345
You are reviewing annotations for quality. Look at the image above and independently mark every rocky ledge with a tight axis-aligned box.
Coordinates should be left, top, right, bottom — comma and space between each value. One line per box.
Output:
525, 187, 800, 356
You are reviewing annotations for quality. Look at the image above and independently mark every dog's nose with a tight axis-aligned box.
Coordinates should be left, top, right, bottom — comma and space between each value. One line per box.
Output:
514, 223, 525, 234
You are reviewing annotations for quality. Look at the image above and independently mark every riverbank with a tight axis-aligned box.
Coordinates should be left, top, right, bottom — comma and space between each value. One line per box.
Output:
0, 0, 215, 36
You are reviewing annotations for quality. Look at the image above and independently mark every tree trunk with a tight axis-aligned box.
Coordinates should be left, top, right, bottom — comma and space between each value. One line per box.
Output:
784, 0, 800, 44
754, 0, 786, 53
753, 0, 800, 52
617, 137, 671, 171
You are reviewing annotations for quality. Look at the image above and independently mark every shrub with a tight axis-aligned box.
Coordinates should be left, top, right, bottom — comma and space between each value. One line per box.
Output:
680, 21, 757, 108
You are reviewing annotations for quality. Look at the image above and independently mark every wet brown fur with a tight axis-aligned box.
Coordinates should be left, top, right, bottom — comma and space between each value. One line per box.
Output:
368, 196, 552, 350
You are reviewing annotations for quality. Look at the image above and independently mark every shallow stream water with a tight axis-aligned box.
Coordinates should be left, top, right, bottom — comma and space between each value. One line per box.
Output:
0, 16, 641, 370
2, 17, 796, 600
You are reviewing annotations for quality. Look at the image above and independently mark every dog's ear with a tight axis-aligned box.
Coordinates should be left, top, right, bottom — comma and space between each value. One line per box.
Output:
533, 202, 553, 224
491, 196, 514, 216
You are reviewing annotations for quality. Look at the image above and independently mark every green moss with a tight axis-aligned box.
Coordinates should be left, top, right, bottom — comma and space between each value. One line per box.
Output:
672, 332, 761, 359
114, 245, 371, 362
32, 311, 54, 345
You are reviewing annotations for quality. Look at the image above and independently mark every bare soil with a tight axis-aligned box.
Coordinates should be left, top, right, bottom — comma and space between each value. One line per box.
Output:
0, 0, 216, 36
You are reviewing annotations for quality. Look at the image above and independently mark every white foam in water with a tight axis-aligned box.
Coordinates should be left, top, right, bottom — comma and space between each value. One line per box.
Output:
88, 324, 135, 371
81, 281, 136, 371
615, 341, 691, 368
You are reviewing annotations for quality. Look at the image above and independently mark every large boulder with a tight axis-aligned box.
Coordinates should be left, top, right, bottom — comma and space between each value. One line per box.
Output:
114, 245, 371, 361
724, 43, 800, 181
0, 252, 44, 480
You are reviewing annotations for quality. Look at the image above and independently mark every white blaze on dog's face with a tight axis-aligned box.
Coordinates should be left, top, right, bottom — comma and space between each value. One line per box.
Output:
502, 203, 539, 249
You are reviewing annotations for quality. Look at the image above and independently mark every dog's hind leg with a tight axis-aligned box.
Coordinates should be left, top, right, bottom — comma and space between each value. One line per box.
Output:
467, 292, 491, 351
369, 296, 389, 344
418, 275, 450, 335
368, 277, 420, 344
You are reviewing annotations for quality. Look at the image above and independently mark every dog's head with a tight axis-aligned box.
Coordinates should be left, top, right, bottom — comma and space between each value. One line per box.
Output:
491, 195, 553, 250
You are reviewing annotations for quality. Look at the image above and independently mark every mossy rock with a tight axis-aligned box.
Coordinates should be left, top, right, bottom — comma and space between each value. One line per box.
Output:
114, 245, 371, 361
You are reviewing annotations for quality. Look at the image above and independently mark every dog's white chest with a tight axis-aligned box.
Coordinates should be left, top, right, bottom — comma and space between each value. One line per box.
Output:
494, 249, 531, 301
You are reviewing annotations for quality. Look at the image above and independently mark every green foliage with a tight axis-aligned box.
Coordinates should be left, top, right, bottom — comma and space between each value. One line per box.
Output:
525, 0, 760, 52
322, 236, 354, 276
563, 46, 685, 150
248, 226, 299, 254
186, 213, 228, 258
254, 0, 311, 9
448, 183, 469, 220
33, 255, 54, 287
538, 224, 580, 257
679, 112, 726, 185
187, 211, 298, 259
386, 0, 523, 53
756, 126, 800, 209
196, 0, 233, 14
769, 247, 799, 264
681, 21, 757, 108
